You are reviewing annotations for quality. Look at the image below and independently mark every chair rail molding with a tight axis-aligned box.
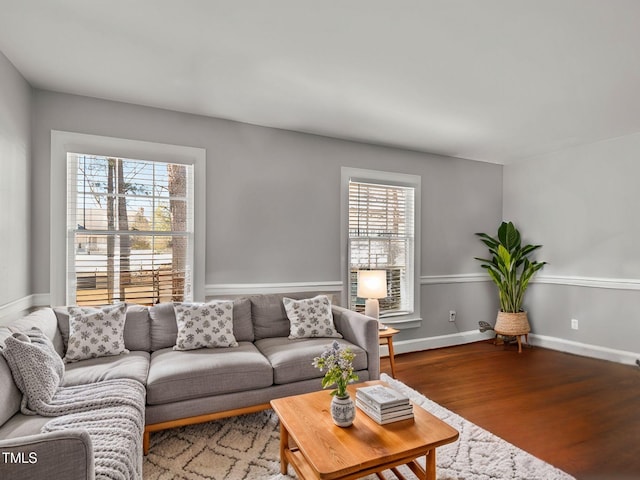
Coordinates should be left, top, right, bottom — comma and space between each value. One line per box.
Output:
0, 295, 33, 322
420, 273, 640, 291
0, 294, 50, 324
205, 281, 343, 297
420, 273, 490, 284
533, 275, 640, 291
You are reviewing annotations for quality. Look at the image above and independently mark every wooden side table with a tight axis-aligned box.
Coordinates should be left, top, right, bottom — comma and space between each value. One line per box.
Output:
379, 326, 399, 378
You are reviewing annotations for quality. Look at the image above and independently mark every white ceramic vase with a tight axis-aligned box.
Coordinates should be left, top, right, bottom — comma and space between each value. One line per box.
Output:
331, 394, 356, 427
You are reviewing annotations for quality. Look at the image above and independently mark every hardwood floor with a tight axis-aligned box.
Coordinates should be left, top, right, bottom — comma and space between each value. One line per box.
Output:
383, 341, 640, 480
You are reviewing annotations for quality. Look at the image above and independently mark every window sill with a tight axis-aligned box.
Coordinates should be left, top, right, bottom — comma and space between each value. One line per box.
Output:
380, 317, 422, 330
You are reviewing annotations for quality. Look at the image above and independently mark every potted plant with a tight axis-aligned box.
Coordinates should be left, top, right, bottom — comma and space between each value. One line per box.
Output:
475, 221, 546, 352
312, 341, 359, 426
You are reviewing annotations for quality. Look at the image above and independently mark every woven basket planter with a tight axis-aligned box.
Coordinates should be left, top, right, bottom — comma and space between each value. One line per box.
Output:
494, 311, 530, 336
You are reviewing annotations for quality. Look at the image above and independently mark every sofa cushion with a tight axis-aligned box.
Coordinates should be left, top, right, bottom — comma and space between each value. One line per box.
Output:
283, 295, 343, 339
150, 298, 253, 351
148, 302, 176, 352
250, 295, 290, 340
6, 309, 64, 357
254, 337, 368, 385
0, 412, 51, 440
55, 303, 151, 353
62, 351, 150, 386
173, 301, 238, 350
121, 304, 152, 351
146, 342, 273, 405
231, 298, 254, 342
64, 304, 128, 363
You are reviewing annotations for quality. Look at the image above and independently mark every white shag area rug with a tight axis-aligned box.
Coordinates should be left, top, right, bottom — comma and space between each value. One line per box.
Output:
144, 373, 574, 480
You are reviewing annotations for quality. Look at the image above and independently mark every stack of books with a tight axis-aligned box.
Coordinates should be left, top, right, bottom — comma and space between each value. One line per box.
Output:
355, 385, 414, 424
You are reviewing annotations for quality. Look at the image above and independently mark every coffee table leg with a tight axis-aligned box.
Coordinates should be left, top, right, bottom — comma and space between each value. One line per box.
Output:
408, 451, 436, 480
425, 449, 436, 480
279, 422, 289, 475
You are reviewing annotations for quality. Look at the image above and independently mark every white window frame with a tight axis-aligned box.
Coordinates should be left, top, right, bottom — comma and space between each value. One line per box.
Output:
51, 131, 206, 305
341, 167, 421, 328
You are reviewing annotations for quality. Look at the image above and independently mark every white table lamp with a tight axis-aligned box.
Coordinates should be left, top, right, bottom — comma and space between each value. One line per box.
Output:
357, 270, 387, 320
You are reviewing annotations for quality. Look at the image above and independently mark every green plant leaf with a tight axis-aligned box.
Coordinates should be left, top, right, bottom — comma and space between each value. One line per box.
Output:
497, 244, 513, 269
520, 244, 542, 257
498, 222, 520, 252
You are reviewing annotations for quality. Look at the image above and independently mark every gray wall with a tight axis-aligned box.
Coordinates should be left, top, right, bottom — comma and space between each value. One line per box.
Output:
30, 90, 503, 343
503, 134, 640, 356
0, 51, 31, 312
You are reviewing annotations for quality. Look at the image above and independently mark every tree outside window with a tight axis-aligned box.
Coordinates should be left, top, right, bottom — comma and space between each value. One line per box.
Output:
69, 154, 193, 305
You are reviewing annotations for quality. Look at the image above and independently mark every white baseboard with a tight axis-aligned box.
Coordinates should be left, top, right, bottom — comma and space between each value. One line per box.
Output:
529, 334, 639, 366
379, 329, 640, 366
380, 330, 495, 357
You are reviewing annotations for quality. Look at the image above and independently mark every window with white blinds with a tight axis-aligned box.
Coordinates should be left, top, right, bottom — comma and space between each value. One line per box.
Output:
348, 180, 415, 316
67, 153, 194, 306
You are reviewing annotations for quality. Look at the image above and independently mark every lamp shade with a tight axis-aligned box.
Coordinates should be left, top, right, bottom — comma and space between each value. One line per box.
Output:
357, 270, 387, 299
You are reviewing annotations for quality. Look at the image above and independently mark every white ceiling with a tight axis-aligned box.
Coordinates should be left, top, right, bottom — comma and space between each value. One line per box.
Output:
2, 1, 640, 164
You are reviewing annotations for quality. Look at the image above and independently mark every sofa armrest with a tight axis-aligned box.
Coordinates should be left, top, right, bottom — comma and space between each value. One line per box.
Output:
0, 430, 94, 480
332, 305, 380, 380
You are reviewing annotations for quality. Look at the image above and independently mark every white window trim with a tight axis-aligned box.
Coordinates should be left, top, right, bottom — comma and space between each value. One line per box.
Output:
340, 166, 421, 328
51, 131, 206, 305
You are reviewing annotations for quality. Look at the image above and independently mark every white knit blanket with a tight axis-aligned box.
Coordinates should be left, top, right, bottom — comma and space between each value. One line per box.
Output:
2, 328, 145, 480
42, 383, 145, 480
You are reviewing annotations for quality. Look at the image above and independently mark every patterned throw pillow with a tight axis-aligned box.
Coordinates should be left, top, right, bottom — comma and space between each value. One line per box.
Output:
283, 295, 343, 339
64, 303, 129, 363
173, 301, 238, 351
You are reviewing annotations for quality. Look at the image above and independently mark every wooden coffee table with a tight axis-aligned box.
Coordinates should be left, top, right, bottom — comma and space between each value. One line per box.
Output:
270, 381, 459, 480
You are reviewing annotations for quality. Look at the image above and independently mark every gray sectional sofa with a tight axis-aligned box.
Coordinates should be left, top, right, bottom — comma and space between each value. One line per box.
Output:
0, 293, 380, 480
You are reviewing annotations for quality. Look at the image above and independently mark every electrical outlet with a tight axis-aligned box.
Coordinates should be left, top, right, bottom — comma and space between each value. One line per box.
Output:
449, 310, 456, 322
571, 318, 579, 330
